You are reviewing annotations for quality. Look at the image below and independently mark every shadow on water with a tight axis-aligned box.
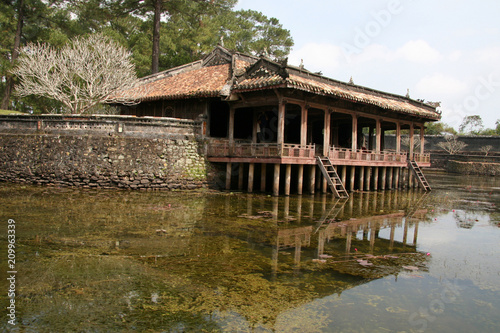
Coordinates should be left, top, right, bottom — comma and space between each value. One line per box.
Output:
0, 171, 499, 332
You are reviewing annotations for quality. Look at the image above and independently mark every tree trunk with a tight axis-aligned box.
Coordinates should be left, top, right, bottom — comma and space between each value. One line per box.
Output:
1, 0, 24, 110
151, 0, 162, 74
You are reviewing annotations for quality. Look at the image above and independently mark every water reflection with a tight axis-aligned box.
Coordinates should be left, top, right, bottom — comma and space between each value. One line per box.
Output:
1, 178, 499, 332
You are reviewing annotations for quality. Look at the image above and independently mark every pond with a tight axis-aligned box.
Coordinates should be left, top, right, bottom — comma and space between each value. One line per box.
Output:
1, 171, 499, 332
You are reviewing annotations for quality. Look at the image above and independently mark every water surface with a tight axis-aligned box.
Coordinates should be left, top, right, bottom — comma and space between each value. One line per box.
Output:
1, 171, 499, 332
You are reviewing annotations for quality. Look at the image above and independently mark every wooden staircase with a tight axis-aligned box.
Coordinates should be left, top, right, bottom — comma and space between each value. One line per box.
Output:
408, 160, 431, 191
316, 156, 349, 198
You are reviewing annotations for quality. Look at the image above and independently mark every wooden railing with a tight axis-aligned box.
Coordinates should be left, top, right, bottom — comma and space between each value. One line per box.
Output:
206, 141, 315, 159
413, 153, 431, 164
328, 147, 407, 163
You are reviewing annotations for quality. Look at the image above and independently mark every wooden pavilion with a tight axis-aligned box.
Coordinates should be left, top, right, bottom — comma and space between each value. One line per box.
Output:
118, 46, 441, 196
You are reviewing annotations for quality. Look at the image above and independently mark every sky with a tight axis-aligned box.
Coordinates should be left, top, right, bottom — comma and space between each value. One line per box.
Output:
234, 0, 500, 130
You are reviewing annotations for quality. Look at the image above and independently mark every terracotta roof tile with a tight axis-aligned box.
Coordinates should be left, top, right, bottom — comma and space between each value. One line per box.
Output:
126, 64, 231, 102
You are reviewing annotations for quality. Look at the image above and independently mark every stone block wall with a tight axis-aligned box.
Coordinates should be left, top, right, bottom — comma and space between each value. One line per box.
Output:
0, 134, 212, 190
447, 160, 500, 176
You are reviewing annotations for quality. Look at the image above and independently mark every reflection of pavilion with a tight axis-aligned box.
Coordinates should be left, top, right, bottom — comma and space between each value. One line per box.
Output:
272, 212, 425, 269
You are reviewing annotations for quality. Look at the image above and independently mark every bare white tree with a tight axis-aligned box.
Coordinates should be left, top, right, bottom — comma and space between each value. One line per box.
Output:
480, 145, 493, 156
12, 34, 143, 115
437, 135, 468, 155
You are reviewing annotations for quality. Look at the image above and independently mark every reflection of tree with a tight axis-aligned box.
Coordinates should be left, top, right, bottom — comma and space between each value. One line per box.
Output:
453, 210, 478, 229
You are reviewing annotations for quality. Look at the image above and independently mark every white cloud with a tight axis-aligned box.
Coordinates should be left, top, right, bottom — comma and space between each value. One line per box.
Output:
448, 50, 462, 62
415, 73, 468, 97
395, 40, 443, 64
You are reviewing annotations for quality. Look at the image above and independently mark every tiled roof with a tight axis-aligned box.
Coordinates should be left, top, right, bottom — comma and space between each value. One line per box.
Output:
117, 46, 440, 121
234, 69, 440, 120
126, 63, 231, 102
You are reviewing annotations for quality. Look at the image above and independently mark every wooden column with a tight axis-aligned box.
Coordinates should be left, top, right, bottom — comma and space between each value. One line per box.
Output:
248, 163, 255, 193
365, 167, 371, 191
300, 105, 308, 147
394, 167, 400, 189
277, 100, 285, 145
273, 164, 280, 196
368, 126, 374, 150
381, 167, 386, 190
375, 118, 381, 153
297, 165, 304, 195
373, 167, 379, 191
351, 115, 358, 151
261, 164, 267, 192
396, 122, 401, 153
309, 165, 316, 194
420, 126, 425, 154
225, 162, 232, 190
252, 111, 258, 143
285, 164, 292, 196
359, 166, 365, 191
323, 109, 331, 156
341, 165, 347, 186
350, 166, 356, 192
387, 167, 393, 190
228, 106, 235, 143
409, 123, 414, 160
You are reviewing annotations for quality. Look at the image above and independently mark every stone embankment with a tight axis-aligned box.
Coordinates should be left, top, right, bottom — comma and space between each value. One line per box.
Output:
446, 160, 500, 176
0, 115, 213, 190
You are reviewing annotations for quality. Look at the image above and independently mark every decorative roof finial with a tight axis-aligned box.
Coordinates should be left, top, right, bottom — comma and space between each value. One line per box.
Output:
406, 88, 410, 98
348, 76, 354, 85
299, 59, 304, 69
219, 36, 224, 47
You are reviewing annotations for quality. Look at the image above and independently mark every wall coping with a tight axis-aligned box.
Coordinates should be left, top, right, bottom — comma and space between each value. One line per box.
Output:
0, 114, 203, 138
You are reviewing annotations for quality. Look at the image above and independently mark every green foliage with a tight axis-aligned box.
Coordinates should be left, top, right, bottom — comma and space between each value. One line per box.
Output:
459, 115, 484, 135
1, 0, 294, 111
424, 121, 457, 135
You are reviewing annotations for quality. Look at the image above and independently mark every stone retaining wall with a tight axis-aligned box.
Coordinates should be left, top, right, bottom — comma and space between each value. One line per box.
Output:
447, 160, 500, 176
0, 115, 214, 190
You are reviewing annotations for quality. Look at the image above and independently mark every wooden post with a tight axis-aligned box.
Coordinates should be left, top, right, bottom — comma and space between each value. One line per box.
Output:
396, 122, 401, 153
420, 125, 425, 155
323, 109, 331, 156
350, 166, 356, 192
351, 115, 358, 151
248, 163, 254, 193
277, 100, 285, 145
228, 106, 235, 143
381, 167, 386, 190
261, 164, 267, 192
226, 162, 232, 190
368, 126, 374, 150
285, 164, 291, 196
365, 167, 371, 191
341, 165, 347, 186
297, 164, 304, 195
387, 167, 393, 190
300, 105, 308, 147
375, 118, 381, 153
309, 165, 316, 194
273, 164, 280, 196
394, 167, 400, 189
359, 166, 365, 191
374, 167, 379, 191
409, 123, 414, 160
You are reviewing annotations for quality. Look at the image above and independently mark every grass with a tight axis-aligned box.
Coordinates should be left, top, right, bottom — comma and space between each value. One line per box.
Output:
0, 109, 26, 115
